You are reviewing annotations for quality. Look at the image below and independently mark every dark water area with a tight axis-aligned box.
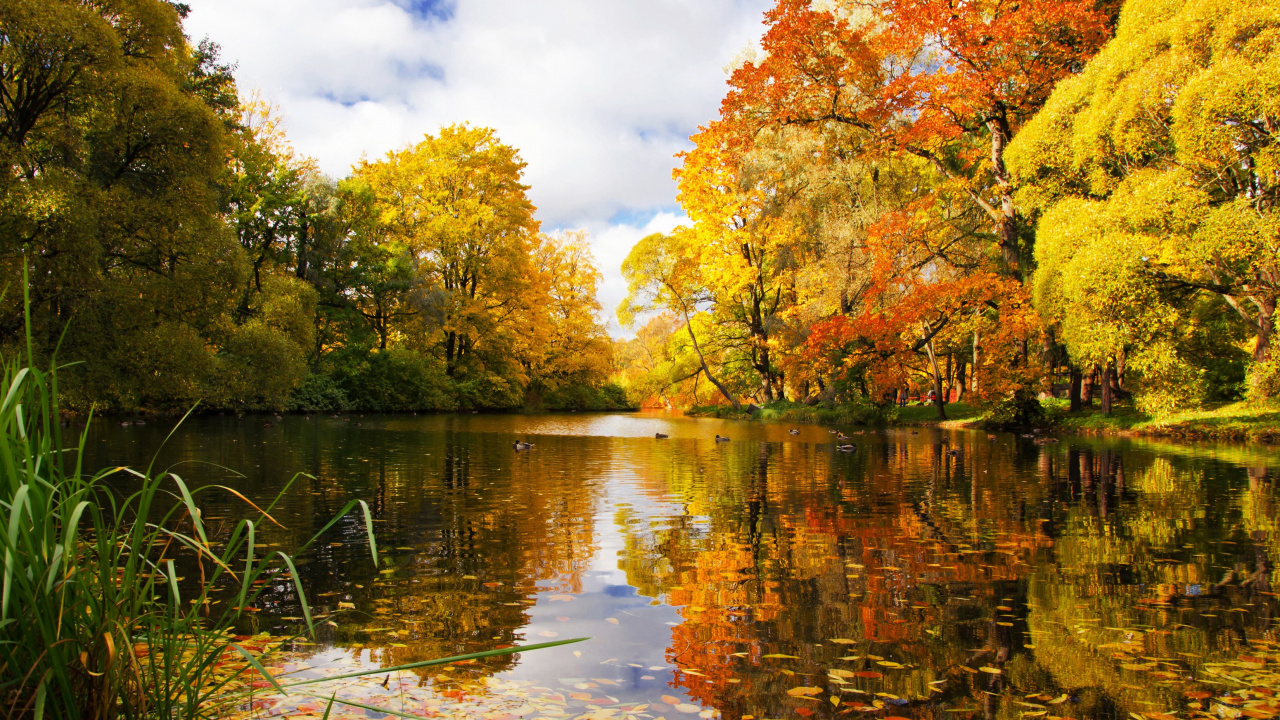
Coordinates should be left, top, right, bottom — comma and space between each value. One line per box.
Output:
85, 413, 1280, 720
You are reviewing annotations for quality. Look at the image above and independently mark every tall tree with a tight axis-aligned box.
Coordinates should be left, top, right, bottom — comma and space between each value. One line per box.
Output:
1010, 0, 1280, 405
619, 231, 742, 410
355, 125, 540, 381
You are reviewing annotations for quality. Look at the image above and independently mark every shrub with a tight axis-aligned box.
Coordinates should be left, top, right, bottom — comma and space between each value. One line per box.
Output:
287, 372, 352, 412
337, 349, 455, 412
984, 388, 1047, 430
1248, 357, 1280, 401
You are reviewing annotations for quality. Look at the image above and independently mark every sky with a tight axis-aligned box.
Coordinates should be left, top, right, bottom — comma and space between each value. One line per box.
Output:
183, 0, 772, 334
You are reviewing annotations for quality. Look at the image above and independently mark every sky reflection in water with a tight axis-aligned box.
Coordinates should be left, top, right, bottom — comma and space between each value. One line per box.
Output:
85, 412, 1280, 720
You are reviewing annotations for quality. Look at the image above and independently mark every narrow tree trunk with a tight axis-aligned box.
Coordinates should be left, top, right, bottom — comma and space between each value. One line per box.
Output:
681, 306, 739, 410
1069, 365, 1083, 412
955, 358, 967, 402
971, 330, 980, 395
1100, 363, 1113, 415
945, 353, 954, 402
987, 115, 1019, 274
924, 332, 947, 421
1084, 367, 1095, 405
1256, 297, 1276, 362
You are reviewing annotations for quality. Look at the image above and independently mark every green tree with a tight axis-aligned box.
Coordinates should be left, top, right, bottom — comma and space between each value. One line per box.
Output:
1010, 0, 1280, 406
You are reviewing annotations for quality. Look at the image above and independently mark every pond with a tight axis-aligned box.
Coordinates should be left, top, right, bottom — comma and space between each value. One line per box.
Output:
87, 412, 1280, 720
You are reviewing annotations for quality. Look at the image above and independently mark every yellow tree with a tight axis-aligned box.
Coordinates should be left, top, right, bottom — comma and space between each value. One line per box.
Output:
619, 230, 742, 409
527, 230, 613, 398
1009, 0, 1280, 406
676, 123, 809, 402
355, 125, 540, 394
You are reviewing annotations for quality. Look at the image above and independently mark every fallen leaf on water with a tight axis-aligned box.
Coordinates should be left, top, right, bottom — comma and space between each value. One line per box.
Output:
764, 654, 799, 659
830, 639, 857, 645
539, 631, 559, 638
674, 704, 701, 714
831, 697, 841, 707
606, 618, 619, 625
787, 687, 824, 698
662, 696, 682, 705
979, 666, 1002, 674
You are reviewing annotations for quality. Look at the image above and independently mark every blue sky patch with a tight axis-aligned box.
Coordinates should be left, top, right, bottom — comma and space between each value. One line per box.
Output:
393, 0, 456, 22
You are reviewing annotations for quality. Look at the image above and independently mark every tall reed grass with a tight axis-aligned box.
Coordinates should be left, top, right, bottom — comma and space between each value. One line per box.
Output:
0, 286, 583, 719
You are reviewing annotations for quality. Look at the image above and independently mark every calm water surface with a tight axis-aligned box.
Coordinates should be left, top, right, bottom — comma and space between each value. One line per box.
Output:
86, 413, 1280, 720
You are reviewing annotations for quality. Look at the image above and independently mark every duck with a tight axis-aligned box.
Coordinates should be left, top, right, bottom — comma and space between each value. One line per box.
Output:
828, 429, 838, 434
837, 444, 857, 452
987, 434, 998, 441
655, 432, 669, 439
119, 420, 132, 427
134, 419, 146, 426
513, 441, 534, 450
789, 429, 800, 435
837, 432, 851, 442
715, 435, 731, 443
946, 448, 962, 457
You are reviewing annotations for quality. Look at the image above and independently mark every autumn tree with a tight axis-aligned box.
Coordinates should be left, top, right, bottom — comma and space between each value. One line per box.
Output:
1010, 0, 1280, 407
619, 230, 742, 409
355, 125, 541, 400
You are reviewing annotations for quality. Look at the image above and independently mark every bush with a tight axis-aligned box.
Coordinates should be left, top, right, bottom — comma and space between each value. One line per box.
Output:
984, 388, 1047, 430
338, 348, 455, 412
1249, 357, 1280, 400
287, 372, 351, 412
540, 382, 636, 411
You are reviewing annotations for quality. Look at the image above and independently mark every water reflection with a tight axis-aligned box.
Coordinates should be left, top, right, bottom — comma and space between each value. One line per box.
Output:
85, 414, 1280, 719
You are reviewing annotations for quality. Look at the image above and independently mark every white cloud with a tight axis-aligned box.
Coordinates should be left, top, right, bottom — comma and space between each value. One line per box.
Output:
183, 0, 769, 333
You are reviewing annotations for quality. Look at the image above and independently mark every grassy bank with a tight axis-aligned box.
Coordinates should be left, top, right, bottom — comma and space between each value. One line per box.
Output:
1052, 398, 1280, 442
690, 397, 1280, 443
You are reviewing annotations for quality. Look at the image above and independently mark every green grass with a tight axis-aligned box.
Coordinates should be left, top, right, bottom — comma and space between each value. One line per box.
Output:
893, 402, 984, 425
1053, 398, 1280, 441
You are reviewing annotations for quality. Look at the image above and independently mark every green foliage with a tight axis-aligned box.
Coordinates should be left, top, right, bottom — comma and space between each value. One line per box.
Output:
287, 373, 351, 413
0, 312, 385, 718
984, 389, 1048, 430
538, 382, 634, 411
1011, 0, 1280, 416
1248, 359, 1280, 401
333, 348, 455, 413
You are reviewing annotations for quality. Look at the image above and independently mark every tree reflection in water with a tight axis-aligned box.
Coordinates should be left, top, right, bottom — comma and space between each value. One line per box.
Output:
85, 416, 1280, 720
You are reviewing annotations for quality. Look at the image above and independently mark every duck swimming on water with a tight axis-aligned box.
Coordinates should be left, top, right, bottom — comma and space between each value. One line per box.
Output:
837, 444, 857, 452
655, 432, 669, 439
513, 441, 534, 450
789, 429, 800, 435
715, 435, 730, 442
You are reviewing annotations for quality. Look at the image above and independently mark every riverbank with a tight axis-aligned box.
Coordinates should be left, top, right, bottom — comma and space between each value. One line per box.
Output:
691, 398, 1280, 443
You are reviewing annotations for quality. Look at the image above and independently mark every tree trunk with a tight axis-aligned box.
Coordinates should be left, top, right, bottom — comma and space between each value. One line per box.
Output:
1256, 297, 1276, 362
971, 330, 980, 395
1069, 365, 1083, 413
681, 307, 740, 410
944, 353, 954, 402
955, 358, 967, 402
987, 114, 1019, 274
1100, 363, 1113, 415
924, 332, 947, 421
1084, 367, 1095, 405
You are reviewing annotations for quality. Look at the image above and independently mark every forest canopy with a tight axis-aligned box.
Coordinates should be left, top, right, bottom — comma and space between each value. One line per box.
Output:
0, 0, 625, 413
617, 0, 1278, 422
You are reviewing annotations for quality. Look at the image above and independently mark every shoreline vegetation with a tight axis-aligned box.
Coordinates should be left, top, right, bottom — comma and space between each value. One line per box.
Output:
689, 398, 1280, 444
